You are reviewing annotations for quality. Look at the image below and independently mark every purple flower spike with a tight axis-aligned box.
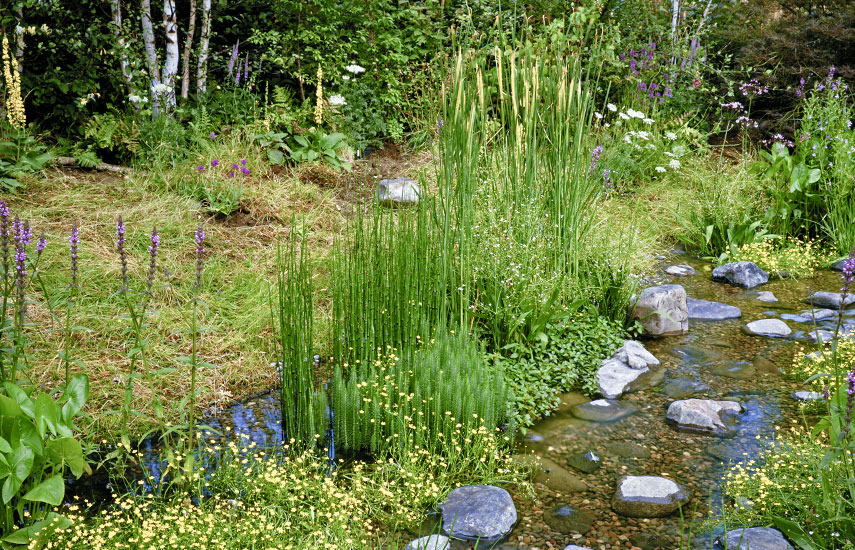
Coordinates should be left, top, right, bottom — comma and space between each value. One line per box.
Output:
209, 132, 216, 139
227, 40, 240, 76
147, 227, 159, 297
197, 165, 205, 173
194, 223, 206, 289
240, 159, 247, 166
37, 235, 46, 256
116, 216, 128, 292
211, 159, 219, 167
69, 223, 79, 290
13, 217, 29, 318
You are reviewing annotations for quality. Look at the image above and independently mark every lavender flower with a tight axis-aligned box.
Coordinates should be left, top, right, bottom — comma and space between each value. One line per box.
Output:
13, 217, 29, 318
841, 248, 855, 294
243, 54, 249, 84
589, 144, 603, 173
146, 227, 159, 297
209, 132, 216, 139
1, 200, 9, 283
116, 216, 127, 292
211, 159, 219, 167
841, 368, 855, 441
197, 165, 205, 173
36, 235, 46, 258
194, 223, 205, 289
227, 40, 240, 76
69, 223, 79, 290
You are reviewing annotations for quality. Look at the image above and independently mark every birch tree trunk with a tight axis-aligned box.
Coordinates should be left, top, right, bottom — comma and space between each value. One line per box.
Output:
140, 0, 163, 114
162, 0, 179, 110
196, 0, 211, 95
110, 0, 134, 92
180, 0, 197, 99
670, 0, 681, 42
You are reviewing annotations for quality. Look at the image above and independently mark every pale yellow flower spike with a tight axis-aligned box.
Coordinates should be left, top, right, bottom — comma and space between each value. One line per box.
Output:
313, 66, 324, 125
1, 34, 25, 130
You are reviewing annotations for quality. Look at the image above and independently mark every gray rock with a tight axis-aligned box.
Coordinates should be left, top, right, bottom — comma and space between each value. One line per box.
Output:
712, 362, 757, 380
570, 399, 638, 422
631, 285, 689, 336
792, 391, 824, 402
603, 441, 651, 458
805, 291, 855, 310
712, 261, 769, 289
629, 533, 666, 550
566, 451, 601, 474
832, 259, 850, 272
377, 177, 421, 205
598, 359, 649, 399
755, 291, 778, 303
563, 546, 594, 550
439, 485, 516, 543
705, 443, 745, 462
662, 377, 710, 399
782, 309, 836, 324
687, 298, 742, 321
715, 527, 794, 550
804, 350, 824, 361
805, 329, 835, 344
665, 264, 695, 276
543, 505, 594, 534
666, 399, 742, 434
614, 340, 660, 369
744, 319, 792, 337
532, 457, 588, 493
405, 535, 451, 550
612, 475, 690, 517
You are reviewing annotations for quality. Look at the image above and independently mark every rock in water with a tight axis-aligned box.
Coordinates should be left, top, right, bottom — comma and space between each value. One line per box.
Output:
611, 475, 690, 517
715, 527, 794, 550
439, 485, 517, 543
712, 261, 769, 289
792, 391, 823, 402
666, 399, 742, 434
543, 505, 594, 534
832, 259, 849, 272
597, 341, 660, 399
744, 319, 792, 337
404, 535, 451, 550
570, 399, 638, 422
566, 451, 601, 474
532, 457, 588, 493
564, 546, 595, 550
805, 291, 855, 310
377, 177, 421, 205
665, 264, 695, 276
631, 285, 689, 336
687, 298, 742, 321
755, 291, 778, 303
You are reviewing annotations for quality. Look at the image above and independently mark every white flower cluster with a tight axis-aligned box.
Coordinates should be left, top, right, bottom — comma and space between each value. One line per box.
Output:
328, 94, 347, 106
128, 94, 149, 104
346, 64, 365, 75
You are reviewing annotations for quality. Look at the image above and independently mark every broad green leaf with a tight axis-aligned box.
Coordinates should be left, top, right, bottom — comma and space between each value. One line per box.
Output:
2, 445, 34, 504
46, 437, 91, 477
772, 516, 817, 550
23, 475, 64, 505
2, 512, 72, 545
3, 384, 34, 417
0, 395, 23, 418
62, 374, 88, 417
267, 149, 284, 165
33, 393, 59, 438
0, 435, 11, 453
11, 417, 43, 456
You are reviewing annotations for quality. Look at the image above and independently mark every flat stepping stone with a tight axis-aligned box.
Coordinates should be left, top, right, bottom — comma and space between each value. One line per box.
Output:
715, 527, 794, 550
712, 361, 756, 380
377, 177, 421, 204
781, 309, 836, 323
662, 376, 710, 398
612, 475, 690, 517
805, 291, 855, 310
666, 399, 742, 434
543, 504, 594, 534
405, 535, 450, 550
603, 441, 651, 458
439, 485, 517, 543
712, 261, 769, 289
792, 390, 824, 402
532, 457, 588, 493
744, 319, 791, 337
755, 291, 778, 302
665, 264, 695, 276
687, 298, 742, 320
570, 399, 638, 422
566, 451, 601, 474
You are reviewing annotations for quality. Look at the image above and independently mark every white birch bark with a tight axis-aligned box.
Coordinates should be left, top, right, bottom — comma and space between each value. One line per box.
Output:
180, 0, 198, 99
696, 0, 716, 36
140, 0, 163, 114
670, 0, 681, 42
196, 0, 212, 95
162, 0, 179, 110
110, 0, 134, 91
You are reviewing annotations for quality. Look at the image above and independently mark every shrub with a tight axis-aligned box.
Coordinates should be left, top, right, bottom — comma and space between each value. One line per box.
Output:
730, 236, 828, 279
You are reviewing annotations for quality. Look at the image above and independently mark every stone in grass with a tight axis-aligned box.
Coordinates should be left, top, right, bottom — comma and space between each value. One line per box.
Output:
687, 298, 742, 321
792, 390, 824, 402
543, 505, 595, 534
665, 264, 695, 276
714, 527, 794, 550
631, 284, 689, 337
744, 319, 792, 338
611, 475, 690, 517
666, 399, 742, 434
377, 177, 421, 205
570, 399, 638, 422
404, 535, 451, 550
712, 261, 769, 289
566, 451, 601, 474
755, 291, 778, 303
805, 291, 855, 310
439, 485, 516, 544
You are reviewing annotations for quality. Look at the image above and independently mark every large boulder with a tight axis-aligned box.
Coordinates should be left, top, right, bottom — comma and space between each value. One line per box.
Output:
611, 475, 690, 517
714, 527, 794, 550
805, 291, 855, 310
744, 319, 792, 338
377, 177, 421, 205
666, 399, 742, 434
631, 285, 689, 337
404, 535, 450, 550
439, 485, 516, 543
687, 298, 742, 321
712, 261, 769, 289
597, 340, 660, 399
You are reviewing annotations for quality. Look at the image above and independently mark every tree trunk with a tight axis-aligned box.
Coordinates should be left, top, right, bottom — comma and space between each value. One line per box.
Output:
180, 0, 197, 99
110, 0, 134, 92
670, 0, 681, 42
196, 0, 211, 95
140, 0, 162, 114
162, 0, 179, 109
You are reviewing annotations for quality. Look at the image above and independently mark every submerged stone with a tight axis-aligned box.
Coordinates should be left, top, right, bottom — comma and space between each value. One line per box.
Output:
712, 361, 757, 380
755, 291, 778, 303
532, 457, 588, 493
566, 451, 601, 474
603, 441, 651, 458
612, 475, 690, 517
543, 505, 594, 534
712, 261, 769, 289
661, 376, 710, 399
569, 399, 638, 422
